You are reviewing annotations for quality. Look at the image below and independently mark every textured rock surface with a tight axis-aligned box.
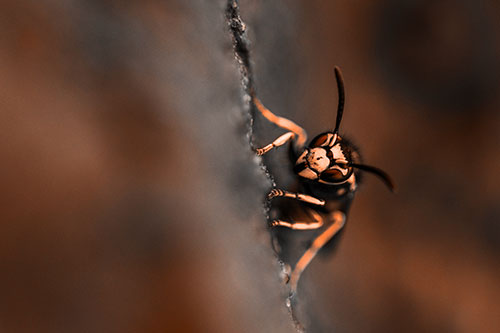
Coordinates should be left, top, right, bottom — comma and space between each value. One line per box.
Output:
0, 1, 293, 332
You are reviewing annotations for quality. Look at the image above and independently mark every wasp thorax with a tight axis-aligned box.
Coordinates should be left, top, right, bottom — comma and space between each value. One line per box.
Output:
306, 148, 330, 173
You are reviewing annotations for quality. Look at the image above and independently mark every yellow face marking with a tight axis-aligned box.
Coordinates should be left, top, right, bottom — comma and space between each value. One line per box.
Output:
330, 143, 346, 161
327, 143, 349, 176
306, 148, 329, 173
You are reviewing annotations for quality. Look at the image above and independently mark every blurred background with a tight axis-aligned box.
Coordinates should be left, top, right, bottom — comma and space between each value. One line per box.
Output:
0, 0, 499, 332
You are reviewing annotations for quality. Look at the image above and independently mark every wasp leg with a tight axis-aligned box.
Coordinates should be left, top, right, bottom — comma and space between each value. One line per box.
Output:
268, 189, 325, 206
255, 132, 295, 156
289, 211, 346, 294
270, 210, 324, 230
252, 95, 307, 148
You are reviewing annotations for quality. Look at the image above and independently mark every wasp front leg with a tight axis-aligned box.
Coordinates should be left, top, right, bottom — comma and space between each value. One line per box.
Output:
289, 211, 346, 294
267, 189, 325, 206
252, 95, 307, 148
255, 132, 295, 156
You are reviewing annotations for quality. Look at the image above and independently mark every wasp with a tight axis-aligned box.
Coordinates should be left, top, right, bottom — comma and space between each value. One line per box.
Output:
253, 66, 395, 294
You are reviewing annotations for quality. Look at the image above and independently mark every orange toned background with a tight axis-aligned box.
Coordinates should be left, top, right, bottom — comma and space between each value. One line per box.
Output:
0, 1, 499, 332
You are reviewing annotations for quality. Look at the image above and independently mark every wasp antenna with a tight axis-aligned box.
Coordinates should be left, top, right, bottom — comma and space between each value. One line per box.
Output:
351, 163, 397, 193
333, 66, 345, 134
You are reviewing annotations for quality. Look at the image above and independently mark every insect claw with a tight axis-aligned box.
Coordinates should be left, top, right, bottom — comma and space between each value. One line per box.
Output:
267, 189, 282, 200
269, 219, 279, 227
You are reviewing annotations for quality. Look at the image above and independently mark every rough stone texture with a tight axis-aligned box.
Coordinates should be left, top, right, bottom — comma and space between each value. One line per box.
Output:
0, 1, 293, 332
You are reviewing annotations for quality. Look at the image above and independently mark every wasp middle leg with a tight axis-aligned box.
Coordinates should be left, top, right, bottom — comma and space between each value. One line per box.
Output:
267, 189, 325, 206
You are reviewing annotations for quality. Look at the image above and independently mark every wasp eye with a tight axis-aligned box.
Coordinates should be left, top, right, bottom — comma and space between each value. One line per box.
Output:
309, 134, 329, 147
309, 132, 336, 148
